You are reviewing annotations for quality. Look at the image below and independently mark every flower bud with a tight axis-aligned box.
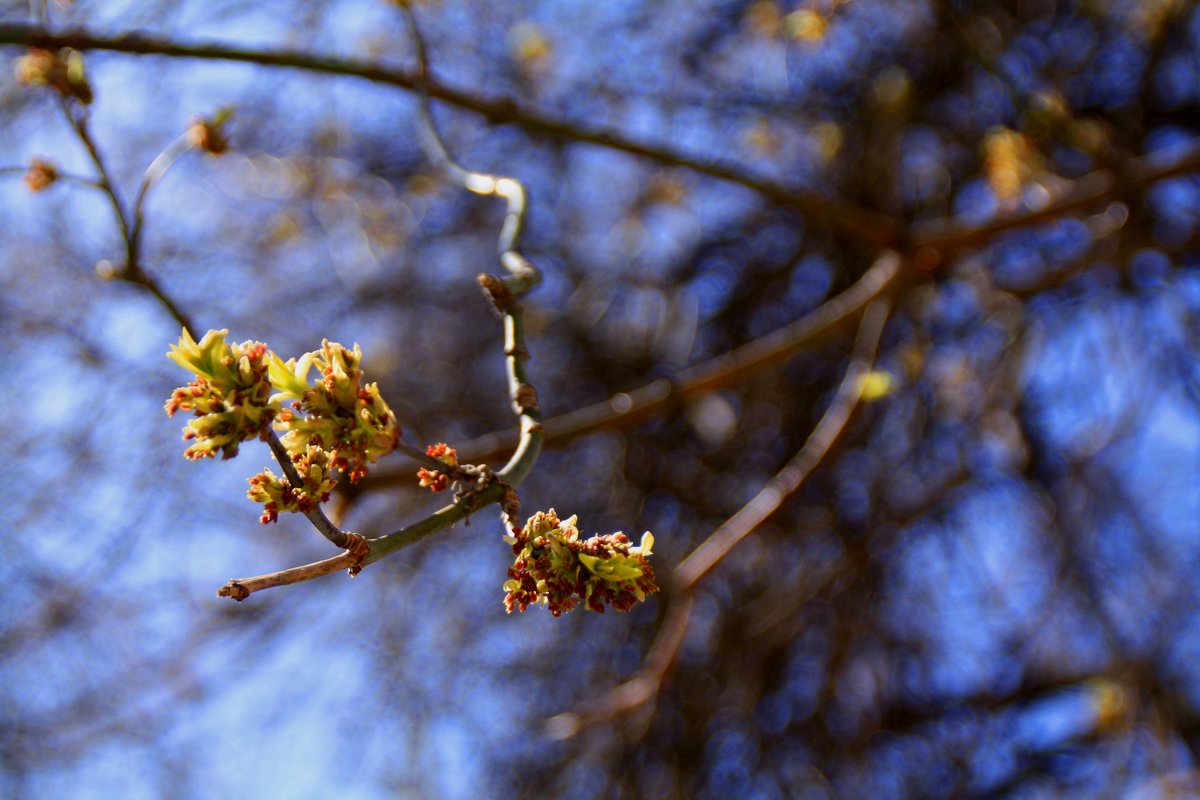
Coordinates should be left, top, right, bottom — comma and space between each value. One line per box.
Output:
503, 510, 658, 616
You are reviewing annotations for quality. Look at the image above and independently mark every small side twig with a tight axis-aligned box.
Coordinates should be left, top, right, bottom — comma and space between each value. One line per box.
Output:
59, 98, 197, 333
217, 551, 360, 600
128, 132, 191, 270
400, 0, 543, 499
0, 163, 104, 189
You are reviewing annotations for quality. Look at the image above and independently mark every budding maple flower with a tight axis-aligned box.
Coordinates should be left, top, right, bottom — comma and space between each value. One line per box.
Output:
503, 509, 658, 616
187, 108, 233, 155
15, 47, 93, 104
164, 329, 278, 460
24, 158, 57, 192
417, 443, 458, 492
270, 340, 400, 481
246, 444, 338, 523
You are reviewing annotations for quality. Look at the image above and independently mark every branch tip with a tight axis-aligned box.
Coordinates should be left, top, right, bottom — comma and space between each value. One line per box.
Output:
217, 581, 250, 601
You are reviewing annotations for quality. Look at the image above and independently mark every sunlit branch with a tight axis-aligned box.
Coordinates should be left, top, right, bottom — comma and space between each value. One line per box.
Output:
0, 24, 900, 247
400, 1, 543, 490
264, 431, 354, 550
218, 483, 509, 600
128, 132, 191, 271
216, 551, 360, 600
400, 4, 536, 295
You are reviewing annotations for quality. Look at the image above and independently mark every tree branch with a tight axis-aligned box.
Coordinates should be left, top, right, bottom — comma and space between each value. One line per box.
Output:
356, 250, 902, 487
0, 23, 900, 247
913, 141, 1200, 259
58, 98, 198, 333
676, 294, 892, 587
264, 430, 354, 550
550, 289, 893, 735
208, 4, 552, 599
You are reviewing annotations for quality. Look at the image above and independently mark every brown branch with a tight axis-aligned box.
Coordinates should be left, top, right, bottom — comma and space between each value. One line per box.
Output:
913, 141, 1200, 260
550, 290, 893, 736
213, 6, 551, 599
217, 550, 360, 600
0, 24, 900, 248
674, 294, 892, 588
545, 592, 694, 738
264, 430, 354, 550
58, 98, 198, 333
218, 482, 508, 600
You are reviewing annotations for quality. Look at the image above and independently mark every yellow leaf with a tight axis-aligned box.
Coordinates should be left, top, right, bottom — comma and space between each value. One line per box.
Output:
860, 370, 896, 401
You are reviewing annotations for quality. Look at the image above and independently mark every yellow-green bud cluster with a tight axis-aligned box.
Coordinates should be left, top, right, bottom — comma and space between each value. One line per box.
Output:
165, 329, 277, 460
503, 510, 658, 616
166, 329, 401, 524
269, 340, 400, 482
246, 445, 338, 524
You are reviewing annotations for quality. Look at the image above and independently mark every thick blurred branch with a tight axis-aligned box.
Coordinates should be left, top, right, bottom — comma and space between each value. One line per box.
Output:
0, 24, 900, 247
551, 288, 894, 736
355, 138, 1200, 489
674, 295, 893, 587
913, 141, 1200, 258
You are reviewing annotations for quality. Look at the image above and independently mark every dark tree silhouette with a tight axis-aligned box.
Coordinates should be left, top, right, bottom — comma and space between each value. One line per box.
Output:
2, 0, 1199, 797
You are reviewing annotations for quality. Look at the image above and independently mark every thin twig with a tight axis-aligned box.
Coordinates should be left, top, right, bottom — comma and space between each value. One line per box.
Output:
217, 551, 359, 600
399, 4, 538, 294
128, 132, 191, 269
0, 164, 105, 189
913, 141, 1200, 259
59, 98, 198, 333
400, 1, 544, 485
61, 98, 133, 257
